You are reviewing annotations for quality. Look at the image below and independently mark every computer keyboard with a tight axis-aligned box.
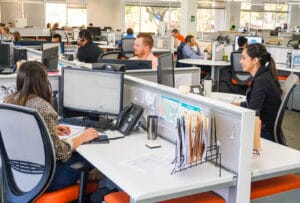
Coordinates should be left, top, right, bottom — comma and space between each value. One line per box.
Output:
58, 117, 114, 131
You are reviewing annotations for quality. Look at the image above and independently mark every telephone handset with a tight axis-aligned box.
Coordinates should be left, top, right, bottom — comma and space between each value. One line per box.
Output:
115, 103, 144, 135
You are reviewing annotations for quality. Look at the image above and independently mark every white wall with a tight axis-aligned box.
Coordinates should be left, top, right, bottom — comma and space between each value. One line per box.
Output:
87, 0, 123, 30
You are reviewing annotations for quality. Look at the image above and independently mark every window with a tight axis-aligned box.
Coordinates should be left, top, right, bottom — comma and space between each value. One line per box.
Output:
240, 3, 288, 29
125, 1, 181, 34
45, 1, 87, 27
196, 1, 225, 32
45, 3, 66, 27
67, 8, 87, 27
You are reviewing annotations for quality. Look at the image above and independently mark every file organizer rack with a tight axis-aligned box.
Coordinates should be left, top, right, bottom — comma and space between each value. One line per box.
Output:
171, 144, 222, 176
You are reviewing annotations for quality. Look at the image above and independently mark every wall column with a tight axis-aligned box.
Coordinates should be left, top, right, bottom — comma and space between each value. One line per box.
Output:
181, 0, 197, 36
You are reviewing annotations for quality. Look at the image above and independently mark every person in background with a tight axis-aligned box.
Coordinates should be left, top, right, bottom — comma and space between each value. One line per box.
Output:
52, 23, 59, 30
4, 61, 100, 192
12, 31, 22, 41
88, 23, 93, 27
52, 33, 62, 43
117, 28, 135, 47
183, 35, 202, 59
237, 36, 248, 51
130, 33, 158, 69
171, 28, 185, 48
234, 43, 281, 142
77, 29, 103, 63
47, 23, 51, 29
7, 22, 14, 28
0, 27, 12, 40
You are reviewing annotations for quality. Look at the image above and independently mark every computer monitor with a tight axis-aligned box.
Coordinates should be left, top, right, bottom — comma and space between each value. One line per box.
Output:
234, 36, 263, 51
42, 42, 63, 54
0, 44, 10, 66
157, 53, 175, 88
87, 27, 101, 40
292, 33, 300, 41
42, 46, 59, 72
13, 40, 43, 49
97, 59, 152, 70
61, 67, 124, 119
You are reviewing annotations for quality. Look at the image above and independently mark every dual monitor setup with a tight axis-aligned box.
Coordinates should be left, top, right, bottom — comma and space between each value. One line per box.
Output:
0, 43, 27, 73
60, 52, 175, 123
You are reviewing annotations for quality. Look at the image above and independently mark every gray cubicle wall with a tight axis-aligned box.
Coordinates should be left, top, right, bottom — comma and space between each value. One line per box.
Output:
123, 75, 255, 203
126, 67, 201, 87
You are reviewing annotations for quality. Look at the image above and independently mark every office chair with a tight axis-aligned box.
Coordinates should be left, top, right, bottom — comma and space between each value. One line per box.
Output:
0, 103, 98, 203
273, 73, 299, 145
99, 51, 123, 59
175, 42, 190, 67
219, 51, 251, 94
120, 38, 136, 58
230, 51, 252, 86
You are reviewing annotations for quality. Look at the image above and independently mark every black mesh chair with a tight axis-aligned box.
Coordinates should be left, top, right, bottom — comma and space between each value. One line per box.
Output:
99, 51, 123, 59
219, 51, 252, 94
121, 38, 136, 58
0, 103, 55, 202
230, 51, 252, 86
274, 73, 299, 145
0, 103, 97, 203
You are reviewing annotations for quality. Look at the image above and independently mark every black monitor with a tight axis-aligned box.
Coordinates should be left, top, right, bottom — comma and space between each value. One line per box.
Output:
42, 46, 59, 72
13, 40, 43, 49
292, 33, 300, 41
42, 42, 62, 54
87, 27, 101, 40
61, 67, 124, 119
157, 53, 175, 88
97, 59, 152, 70
0, 44, 10, 66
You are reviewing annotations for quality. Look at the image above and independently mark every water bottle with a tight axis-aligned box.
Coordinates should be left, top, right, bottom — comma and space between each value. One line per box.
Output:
286, 50, 292, 68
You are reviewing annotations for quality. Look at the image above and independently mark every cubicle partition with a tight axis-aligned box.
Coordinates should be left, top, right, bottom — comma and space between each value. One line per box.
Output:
120, 75, 256, 203
126, 67, 200, 88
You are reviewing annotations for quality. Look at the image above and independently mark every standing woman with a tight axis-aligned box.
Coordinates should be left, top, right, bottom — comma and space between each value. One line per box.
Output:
236, 43, 282, 142
4, 61, 99, 191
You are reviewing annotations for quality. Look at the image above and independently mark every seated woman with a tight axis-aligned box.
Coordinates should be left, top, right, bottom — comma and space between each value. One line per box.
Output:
235, 43, 282, 142
4, 61, 99, 191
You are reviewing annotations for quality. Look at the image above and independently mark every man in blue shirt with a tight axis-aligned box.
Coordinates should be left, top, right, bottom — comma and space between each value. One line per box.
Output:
117, 28, 135, 47
183, 35, 202, 59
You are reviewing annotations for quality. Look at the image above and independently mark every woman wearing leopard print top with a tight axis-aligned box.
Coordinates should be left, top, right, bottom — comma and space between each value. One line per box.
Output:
4, 61, 99, 192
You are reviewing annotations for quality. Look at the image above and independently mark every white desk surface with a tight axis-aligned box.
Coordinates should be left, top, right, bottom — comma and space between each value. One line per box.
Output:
98, 44, 119, 50
179, 59, 230, 67
210, 92, 245, 103
252, 139, 300, 181
276, 63, 300, 73
77, 133, 236, 203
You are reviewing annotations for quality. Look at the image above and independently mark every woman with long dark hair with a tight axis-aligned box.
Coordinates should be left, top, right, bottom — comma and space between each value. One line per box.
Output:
235, 43, 282, 142
4, 61, 99, 191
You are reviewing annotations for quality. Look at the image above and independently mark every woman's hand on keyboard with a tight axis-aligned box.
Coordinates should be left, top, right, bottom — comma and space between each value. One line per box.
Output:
57, 125, 71, 136
72, 128, 99, 149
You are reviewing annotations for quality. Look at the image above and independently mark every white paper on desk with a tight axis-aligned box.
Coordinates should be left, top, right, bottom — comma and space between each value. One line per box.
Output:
59, 125, 85, 140
122, 154, 172, 173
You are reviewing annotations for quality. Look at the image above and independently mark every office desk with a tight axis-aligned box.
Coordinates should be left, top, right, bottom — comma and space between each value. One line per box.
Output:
77, 133, 236, 203
252, 139, 300, 181
98, 44, 119, 51
179, 59, 230, 90
152, 47, 171, 55
210, 92, 245, 103
276, 63, 300, 73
